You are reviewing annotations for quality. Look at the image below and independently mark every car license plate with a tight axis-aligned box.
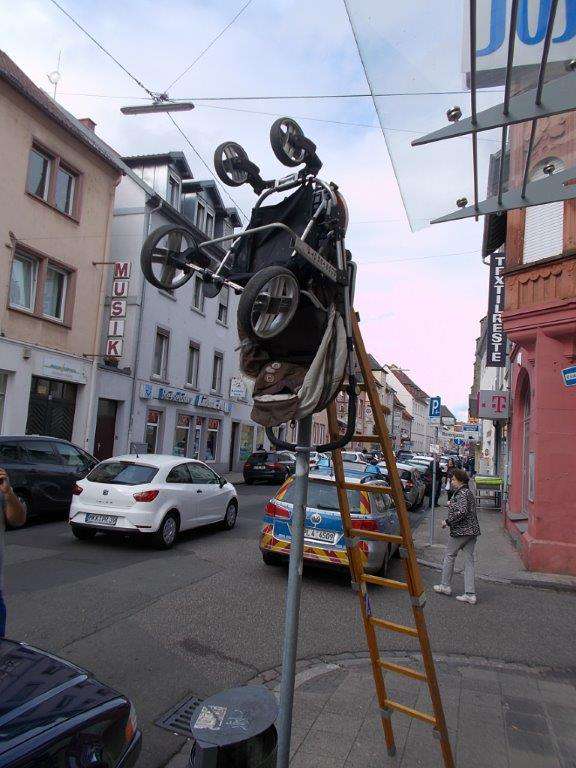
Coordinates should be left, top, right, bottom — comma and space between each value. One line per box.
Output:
85, 513, 117, 526
254, 465, 265, 469
304, 528, 337, 544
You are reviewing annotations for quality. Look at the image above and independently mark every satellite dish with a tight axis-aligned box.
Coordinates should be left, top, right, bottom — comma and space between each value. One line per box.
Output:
47, 70, 61, 85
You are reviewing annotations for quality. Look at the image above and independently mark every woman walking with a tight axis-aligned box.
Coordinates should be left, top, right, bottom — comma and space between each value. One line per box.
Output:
434, 468, 480, 605
445, 457, 457, 501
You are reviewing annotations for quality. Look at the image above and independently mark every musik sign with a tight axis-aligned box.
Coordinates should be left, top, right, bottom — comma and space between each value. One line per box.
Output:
105, 261, 131, 359
487, 252, 507, 367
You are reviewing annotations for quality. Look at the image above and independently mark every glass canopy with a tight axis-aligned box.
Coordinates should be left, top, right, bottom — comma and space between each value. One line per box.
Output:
344, 0, 576, 230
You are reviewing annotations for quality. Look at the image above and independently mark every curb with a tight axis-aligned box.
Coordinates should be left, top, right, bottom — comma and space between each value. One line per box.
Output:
415, 555, 576, 593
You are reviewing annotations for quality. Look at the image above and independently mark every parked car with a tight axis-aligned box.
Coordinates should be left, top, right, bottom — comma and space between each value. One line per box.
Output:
0, 435, 97, 520
377, 462, 426, 510
407, 458, 436, 497
243, 451, 296, 484
396, 450, 414, 463
0, 638, 141, 767
260, 471, 400, 575
308, 451, 328, 468
314, 457, 388, 483
70, 455, 238, 548
341, 450, 373, 463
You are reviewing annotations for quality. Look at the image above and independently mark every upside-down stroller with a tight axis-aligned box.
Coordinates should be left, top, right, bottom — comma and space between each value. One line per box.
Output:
140, 117, 357, 452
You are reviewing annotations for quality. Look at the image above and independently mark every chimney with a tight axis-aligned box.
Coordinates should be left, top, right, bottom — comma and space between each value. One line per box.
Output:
79, 117, 97, 132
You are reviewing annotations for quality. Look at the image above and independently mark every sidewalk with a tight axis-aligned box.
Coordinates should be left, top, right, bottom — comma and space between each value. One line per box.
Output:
167, 653, 576, 767
412, 497, 576, 592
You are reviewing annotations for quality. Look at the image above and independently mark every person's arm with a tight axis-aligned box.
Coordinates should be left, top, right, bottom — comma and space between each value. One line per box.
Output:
0, 468, 26, 527
445, 490, 468, 526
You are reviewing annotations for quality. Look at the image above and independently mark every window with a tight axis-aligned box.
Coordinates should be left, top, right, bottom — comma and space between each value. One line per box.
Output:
173, 414, 192, 457
25, 144, 81, 218
168, 175, 180, 209
211, 352, 223, 393
145, 410, 163, 453
196, 201, 206, 231
205, 419, 220, 461
152, 329, 169, 379
205, 211, 214, 237
0, 441, 19, 462
10, 252, 38, 311
26, 147, 51, 200
186, 343, 200, 388
217, 286, 229, 325
21, 440, 61, 464
192, 273, 205, 313
54, 442, 90, 470
87, 461, 158, 485
188, 461, 220, 483
54, 166, 76, 215
523, 158, 565, 264
166, 463, 192, 483
0, 375, 7, 432
43, 265, 67, 321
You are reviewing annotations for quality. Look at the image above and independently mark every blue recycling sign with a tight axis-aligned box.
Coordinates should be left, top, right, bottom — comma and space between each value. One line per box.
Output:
561, 365, 576, 388
429, 396, 441, 419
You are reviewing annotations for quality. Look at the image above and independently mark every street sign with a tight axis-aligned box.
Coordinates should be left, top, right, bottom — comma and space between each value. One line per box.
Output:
429, 396, 441, 420
561, 365, 576, 388
453, 438, 465, 446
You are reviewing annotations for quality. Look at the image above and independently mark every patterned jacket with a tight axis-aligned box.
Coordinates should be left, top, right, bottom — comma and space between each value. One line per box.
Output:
446, 486, 481, 538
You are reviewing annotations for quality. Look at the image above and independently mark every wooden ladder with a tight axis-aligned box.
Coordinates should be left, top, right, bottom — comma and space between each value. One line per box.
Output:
326, 313, 455, 767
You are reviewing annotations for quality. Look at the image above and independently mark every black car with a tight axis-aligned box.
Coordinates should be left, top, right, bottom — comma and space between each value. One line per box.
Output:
0, 436, 97, 519
243, 451, 295, 485
0, 638, 141, 767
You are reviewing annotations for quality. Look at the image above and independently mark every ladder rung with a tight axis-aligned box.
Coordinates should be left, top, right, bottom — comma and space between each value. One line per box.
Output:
361, 574, 409, 590
349, 529, 403, 544
370, 617, 419, 637
340, 481, 392, 494
384, 699, 437, 726
350, 435, 381, 442
378, 660, 427, 682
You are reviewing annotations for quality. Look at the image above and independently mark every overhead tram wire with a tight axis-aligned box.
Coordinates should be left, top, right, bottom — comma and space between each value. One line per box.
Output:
166, 113, 249, 222
164, 0, 256, 92
47, 0, 157, 100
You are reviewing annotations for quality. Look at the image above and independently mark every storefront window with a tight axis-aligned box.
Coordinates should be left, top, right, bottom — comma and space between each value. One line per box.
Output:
0, 374, 6, 432
173, 413, 191, 456
205, 418, 220, 462
239, 424, 254, 462
145, 409, 162, 453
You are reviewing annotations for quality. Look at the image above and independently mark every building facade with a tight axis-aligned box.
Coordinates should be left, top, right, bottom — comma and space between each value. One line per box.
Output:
385, 366, 429, 453
93, 151, 263, 474
0, 51, 122, 445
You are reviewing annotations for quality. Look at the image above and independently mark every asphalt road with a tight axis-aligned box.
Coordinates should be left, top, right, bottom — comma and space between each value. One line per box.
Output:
4, 483, 576, 767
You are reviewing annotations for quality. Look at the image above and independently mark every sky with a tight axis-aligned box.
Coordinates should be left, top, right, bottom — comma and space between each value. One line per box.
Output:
1, 0, 490, 420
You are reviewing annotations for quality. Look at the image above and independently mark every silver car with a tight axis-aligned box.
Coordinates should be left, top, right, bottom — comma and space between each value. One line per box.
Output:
377, 461, 426, 510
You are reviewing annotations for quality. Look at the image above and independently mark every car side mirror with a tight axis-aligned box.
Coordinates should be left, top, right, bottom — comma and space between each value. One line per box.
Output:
219, 476, 227, 487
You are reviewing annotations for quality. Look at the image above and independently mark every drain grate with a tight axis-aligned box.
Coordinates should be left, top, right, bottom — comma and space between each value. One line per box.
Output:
156, 693, 203, 738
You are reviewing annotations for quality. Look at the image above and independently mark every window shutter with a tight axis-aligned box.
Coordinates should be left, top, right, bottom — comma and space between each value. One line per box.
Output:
523, 159, 565, 264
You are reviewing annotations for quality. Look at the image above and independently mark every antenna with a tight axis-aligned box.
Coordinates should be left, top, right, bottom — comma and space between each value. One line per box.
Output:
47, 50, 62, 100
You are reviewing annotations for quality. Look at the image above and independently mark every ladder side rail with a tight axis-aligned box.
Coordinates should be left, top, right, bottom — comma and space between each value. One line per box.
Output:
326, 403, 397, 758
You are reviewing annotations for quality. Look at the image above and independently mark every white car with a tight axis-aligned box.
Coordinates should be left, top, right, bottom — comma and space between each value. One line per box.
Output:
69, 455, 238, 549
341, 450, 373, 464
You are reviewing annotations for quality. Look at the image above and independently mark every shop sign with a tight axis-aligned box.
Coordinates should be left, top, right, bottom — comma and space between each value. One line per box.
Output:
106, 262, 131, 359
463, 423, 480, 432
140, 383, 153, 399
230, 376, 248, 400
561, 364, 576, 387
195, 394, 231, 413
157, 387, 191, 404
486, 252, 507, 367
41, 355, 87, 384
478, 390, 510, 419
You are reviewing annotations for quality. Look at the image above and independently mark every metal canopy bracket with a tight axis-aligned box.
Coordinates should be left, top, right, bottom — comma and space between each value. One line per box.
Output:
432, 164, 576, 223
412, 72, 576, 146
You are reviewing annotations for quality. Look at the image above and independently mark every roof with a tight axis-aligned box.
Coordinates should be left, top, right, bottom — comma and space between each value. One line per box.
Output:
0, 49, 124, 174
108, 454, 204, 467
123, 152, 193, 179
367, 353, 384, 372
441, 405, 457, 420
182, 179, 227, 210
387, 366, 429, 403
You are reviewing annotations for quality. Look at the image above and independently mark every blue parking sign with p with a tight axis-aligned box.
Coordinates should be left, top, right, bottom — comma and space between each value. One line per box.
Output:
429, 396, 441, 419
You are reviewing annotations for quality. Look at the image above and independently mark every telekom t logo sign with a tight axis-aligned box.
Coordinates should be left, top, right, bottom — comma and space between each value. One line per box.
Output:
491, 394, 508, 414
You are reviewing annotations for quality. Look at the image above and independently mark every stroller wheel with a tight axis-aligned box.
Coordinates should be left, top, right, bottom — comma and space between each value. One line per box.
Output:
270, 117, 307, 167
140, 224, 209, 290
238, 266, 300, 340
214, 141, 250, 187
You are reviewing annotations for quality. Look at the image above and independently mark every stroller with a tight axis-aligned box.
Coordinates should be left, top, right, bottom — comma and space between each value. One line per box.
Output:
140, 117, 357, 452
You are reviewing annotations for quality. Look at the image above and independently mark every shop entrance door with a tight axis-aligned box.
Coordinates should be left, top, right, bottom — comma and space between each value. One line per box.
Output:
94, 399, 118, 460
521, 384, 532, 516
229, 422, 238, 471
26, 377, 77, 440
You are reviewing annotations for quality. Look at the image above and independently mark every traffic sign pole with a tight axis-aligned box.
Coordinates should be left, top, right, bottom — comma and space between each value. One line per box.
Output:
428, 397, 441, 545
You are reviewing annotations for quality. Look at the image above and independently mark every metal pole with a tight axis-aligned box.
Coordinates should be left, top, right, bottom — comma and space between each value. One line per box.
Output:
277, 415, 312, 768
429, 455, 437, 546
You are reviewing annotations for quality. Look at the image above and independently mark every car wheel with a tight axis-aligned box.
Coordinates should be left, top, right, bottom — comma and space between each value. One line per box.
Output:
71, 524, 97, 541
154, 512, 179, 549
262, 551, 283, 567
221, 501, 238, 530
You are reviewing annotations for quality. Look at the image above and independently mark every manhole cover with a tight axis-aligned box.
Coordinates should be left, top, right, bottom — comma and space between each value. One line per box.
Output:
156, 694, 203, 738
